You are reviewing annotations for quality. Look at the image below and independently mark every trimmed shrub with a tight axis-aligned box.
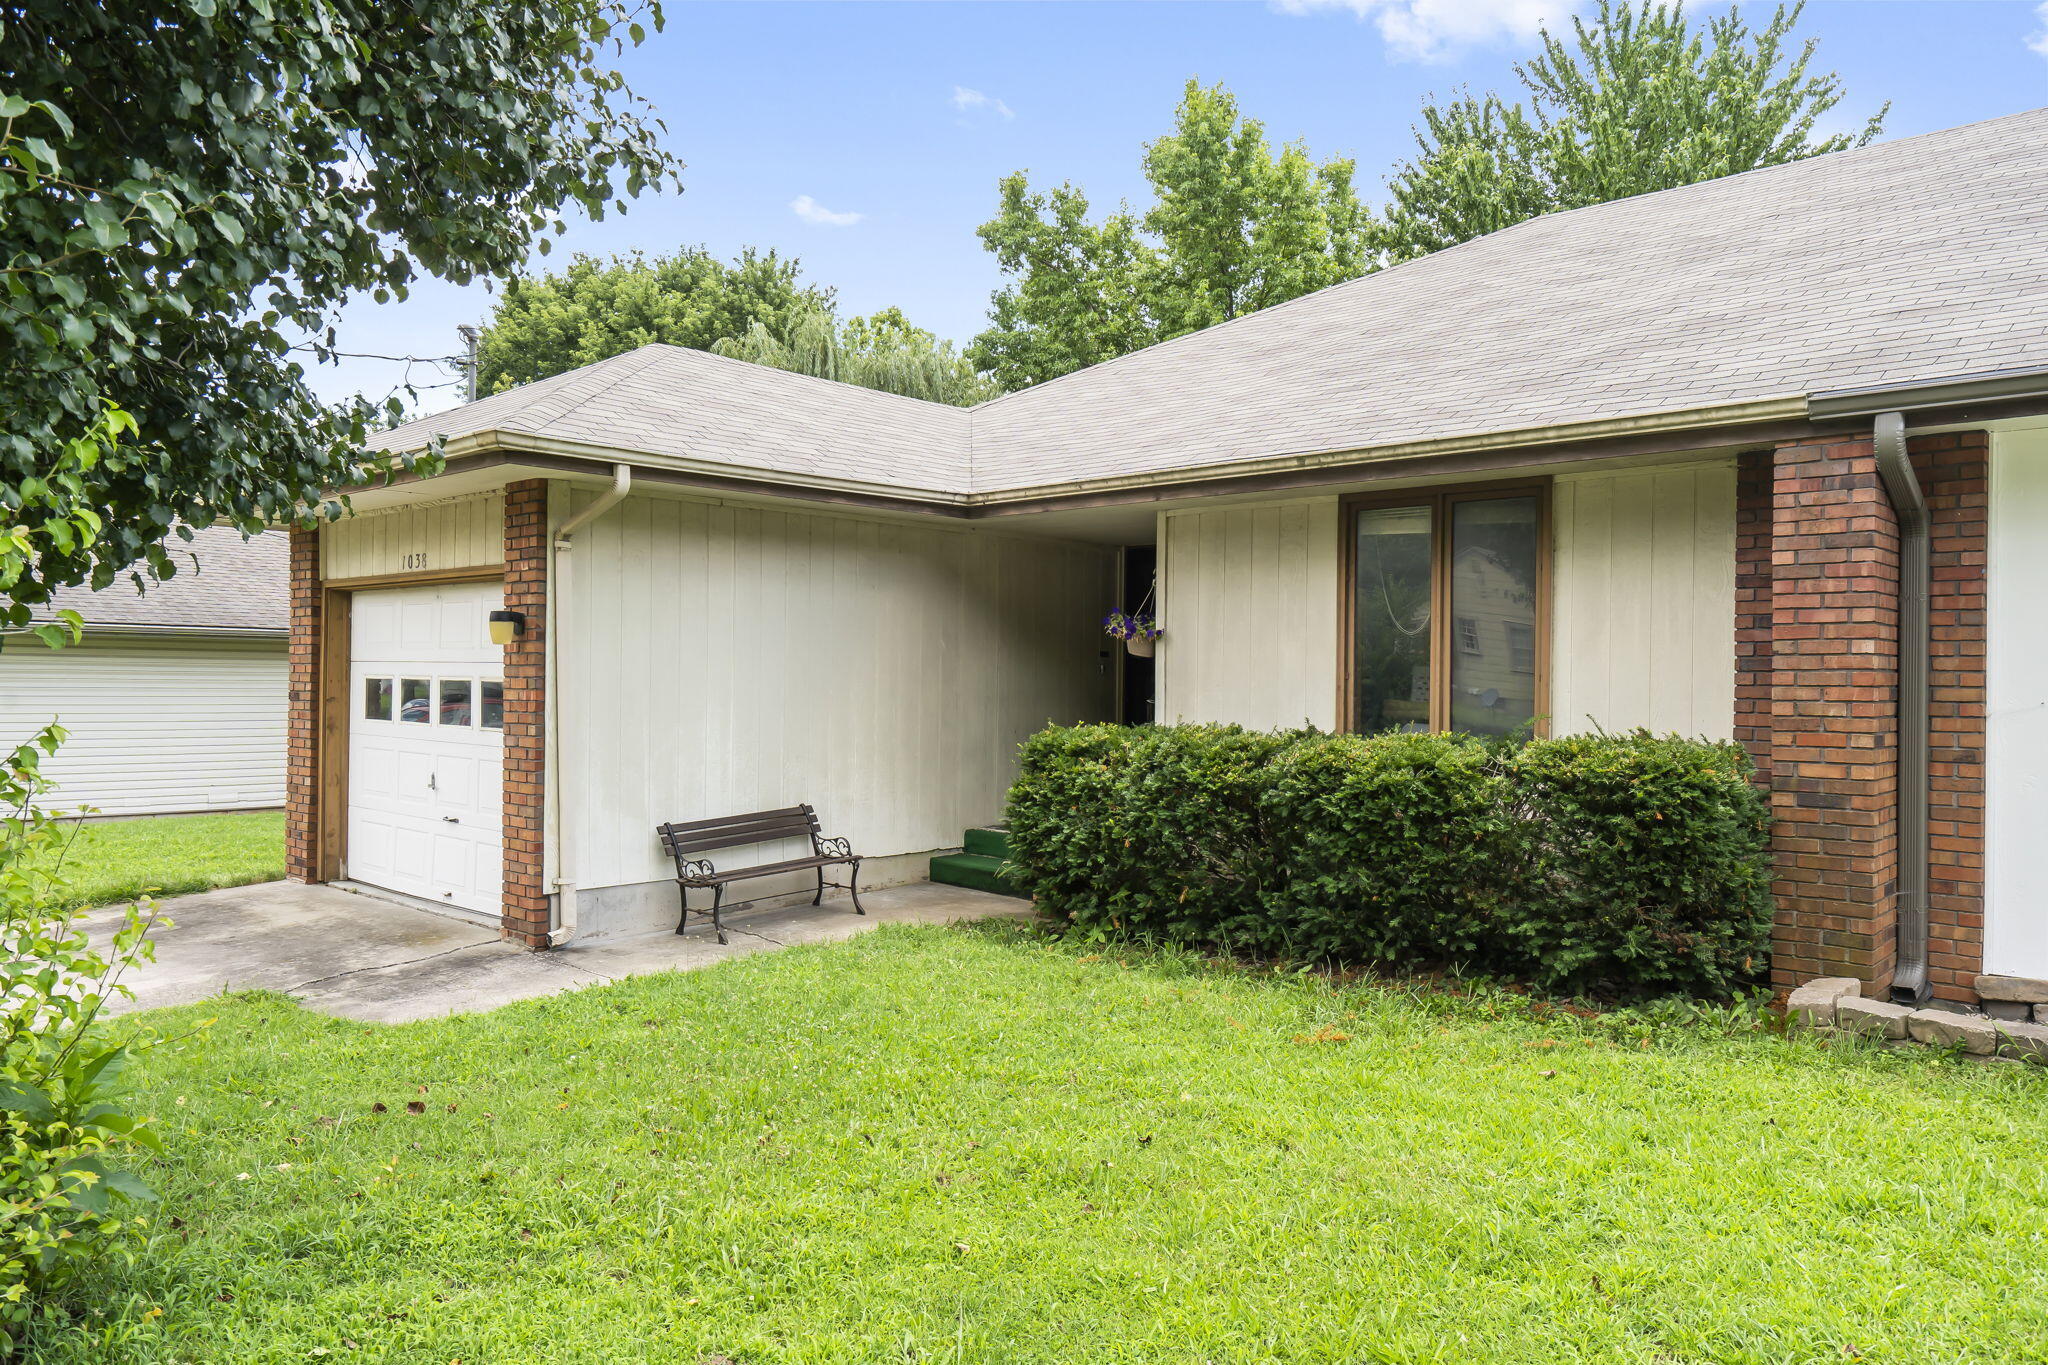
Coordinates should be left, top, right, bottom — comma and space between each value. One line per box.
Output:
1005, 724, 1772, 1000
1262, 732, 1522, 965
1503, 733, 1775, 997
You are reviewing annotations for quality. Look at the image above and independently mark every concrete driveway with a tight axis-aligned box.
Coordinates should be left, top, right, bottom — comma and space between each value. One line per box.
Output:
87, 879, 1033, 1023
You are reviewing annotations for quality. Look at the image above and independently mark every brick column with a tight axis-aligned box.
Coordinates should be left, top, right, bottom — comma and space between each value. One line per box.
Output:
1764, 436, 1900, 995
1918, 432, 1988, 1001
285, 527, 322, 883
1733, 449, 1774, 791
501, 480, 550, 948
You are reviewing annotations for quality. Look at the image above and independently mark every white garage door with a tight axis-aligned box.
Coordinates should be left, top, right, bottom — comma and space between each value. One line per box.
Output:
347, 582, 505, 915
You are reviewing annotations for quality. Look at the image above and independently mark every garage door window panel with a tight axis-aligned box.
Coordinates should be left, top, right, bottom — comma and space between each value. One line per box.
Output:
399, 678, 430, 723
363, 677, 392, 721
438, 678, 473, 727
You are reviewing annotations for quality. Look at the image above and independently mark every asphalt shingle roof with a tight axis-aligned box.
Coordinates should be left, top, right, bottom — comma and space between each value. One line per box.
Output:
41, 526, 287, 634
377, 106, 2048, 498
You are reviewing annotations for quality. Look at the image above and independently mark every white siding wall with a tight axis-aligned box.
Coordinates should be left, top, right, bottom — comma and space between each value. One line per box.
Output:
0, 633, 286, 815
1985, 424, 2048, 977
1154, 464, 1736, 739
1156, 499, 1341, 730
558, 488, 1117, 893
322, 492, 505, 580
1550, 461, 1737, 740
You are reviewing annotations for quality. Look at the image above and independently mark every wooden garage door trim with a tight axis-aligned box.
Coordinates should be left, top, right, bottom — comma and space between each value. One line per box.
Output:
315, 566, 506, 882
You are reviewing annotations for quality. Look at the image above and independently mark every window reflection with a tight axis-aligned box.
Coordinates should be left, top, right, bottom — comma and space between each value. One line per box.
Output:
1353, 504, 1434, 734
363, 677, 392, 721
399, 678, 430, 724
1448, 496, 1540, 737
438, 678, 473, 727
480, 680, 505, 731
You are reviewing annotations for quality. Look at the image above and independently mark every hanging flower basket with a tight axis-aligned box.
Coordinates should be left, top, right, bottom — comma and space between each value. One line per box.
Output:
1103, 608, 1161, 657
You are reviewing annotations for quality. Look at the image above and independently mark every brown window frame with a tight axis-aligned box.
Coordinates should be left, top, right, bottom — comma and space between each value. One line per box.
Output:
1337, 478, 1552, 736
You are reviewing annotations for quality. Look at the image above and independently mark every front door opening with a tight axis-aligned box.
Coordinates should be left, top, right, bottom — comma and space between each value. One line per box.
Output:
1119, 544, 1156, 725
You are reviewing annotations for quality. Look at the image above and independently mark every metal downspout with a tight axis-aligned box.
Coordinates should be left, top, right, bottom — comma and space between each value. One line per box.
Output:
1872, 412, 1930, 1004
545, 464, 632, 948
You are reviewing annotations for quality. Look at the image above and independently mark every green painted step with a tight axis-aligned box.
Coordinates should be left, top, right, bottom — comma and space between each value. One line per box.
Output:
929, 851, 1025, 899
963, 826, 1011, 859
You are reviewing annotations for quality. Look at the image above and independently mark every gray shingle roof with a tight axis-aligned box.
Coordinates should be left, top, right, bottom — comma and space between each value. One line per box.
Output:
379, 344, 972, 496
380, 106, 2048, 499
41, 527, 287, 634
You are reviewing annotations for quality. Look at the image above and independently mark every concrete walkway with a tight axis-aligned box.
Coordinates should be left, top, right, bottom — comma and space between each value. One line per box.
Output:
88, 879, 1033, 1023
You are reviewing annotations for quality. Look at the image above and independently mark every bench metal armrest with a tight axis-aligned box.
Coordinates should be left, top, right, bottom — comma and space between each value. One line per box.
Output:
677, 857, 717, 883
815, 835, 853, 860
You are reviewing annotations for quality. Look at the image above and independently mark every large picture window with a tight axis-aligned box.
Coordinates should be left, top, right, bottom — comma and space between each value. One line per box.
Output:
1343, 484, 1547, 738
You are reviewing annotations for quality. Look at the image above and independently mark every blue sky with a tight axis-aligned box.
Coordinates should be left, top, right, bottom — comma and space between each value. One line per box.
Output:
315, 0, 2048, 414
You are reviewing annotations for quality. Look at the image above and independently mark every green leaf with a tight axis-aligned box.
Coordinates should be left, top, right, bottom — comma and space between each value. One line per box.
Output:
0, 1081, 56, 1123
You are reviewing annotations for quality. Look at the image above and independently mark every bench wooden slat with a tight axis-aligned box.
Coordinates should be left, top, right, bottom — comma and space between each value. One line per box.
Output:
676, 852, 851, 884
661, 804, 815, 834
660, 818, 818, 854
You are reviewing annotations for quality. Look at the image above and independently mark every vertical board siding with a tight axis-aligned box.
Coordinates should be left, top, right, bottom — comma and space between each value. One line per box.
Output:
1986, 426, 2048, 977
1551, 460, 1737, 740
559, 490, 1117, 890
0, 634, 286, 815
321, 493, 506, 580
1156, 498, 1341, 730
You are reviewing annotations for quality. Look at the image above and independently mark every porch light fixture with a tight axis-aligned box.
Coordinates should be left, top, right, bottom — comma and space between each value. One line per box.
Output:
488, 609, 526, 646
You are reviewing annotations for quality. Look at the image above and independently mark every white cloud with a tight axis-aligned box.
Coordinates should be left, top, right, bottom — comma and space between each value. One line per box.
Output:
951, 86, 1016, 120
2030, 1, 2048, 59
789, 194, 863, 227
1273, 0, 1576, 63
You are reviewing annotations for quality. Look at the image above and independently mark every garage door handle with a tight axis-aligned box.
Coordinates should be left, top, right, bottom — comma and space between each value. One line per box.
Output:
442, 816, 460, 824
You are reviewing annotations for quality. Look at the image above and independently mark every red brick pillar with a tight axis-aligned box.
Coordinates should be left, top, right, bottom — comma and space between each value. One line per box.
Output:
1917, 432, 1988, 1001
285, 527, 322, 884
501, 481, 551, 947
1733, 450, 1775, 791
1764, 436, 1900, 995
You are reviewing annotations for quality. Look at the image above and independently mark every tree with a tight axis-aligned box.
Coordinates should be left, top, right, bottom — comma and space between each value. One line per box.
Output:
477, 247, 831, 394
968, 80, 1373, 392
0, 1, 682, 625
1383, 1, 1886, 261
713, 305, 997, 407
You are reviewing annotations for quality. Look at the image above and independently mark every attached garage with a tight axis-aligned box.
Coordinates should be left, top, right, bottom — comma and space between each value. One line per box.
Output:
0, 527, 287, 816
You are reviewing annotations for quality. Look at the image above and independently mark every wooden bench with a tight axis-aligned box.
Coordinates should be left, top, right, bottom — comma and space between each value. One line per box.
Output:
655, 805, 865, 944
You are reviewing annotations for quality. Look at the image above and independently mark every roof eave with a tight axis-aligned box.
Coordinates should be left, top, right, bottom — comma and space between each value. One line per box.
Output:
967, 395, 1812, 507
1808, 365, 2048, 421
385, 428, 976, 508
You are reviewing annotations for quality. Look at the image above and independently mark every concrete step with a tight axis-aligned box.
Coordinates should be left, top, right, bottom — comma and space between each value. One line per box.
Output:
929, 851, 1024, 899
962, 826, 1010, 859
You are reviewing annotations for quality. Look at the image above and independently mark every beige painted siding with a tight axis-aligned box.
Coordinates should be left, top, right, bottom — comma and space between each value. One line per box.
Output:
321, 492, 505, 580
558, 489, 1116, 891
1156, 499, 1341, 730
0, 633, 286, 815
1550, 460, 1737, 740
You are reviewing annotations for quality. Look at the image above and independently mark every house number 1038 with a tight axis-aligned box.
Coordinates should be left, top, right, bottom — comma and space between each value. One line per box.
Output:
402, 552, 429, 570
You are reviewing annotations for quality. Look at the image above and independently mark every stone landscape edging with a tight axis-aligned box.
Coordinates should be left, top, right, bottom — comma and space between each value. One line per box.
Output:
1787, 977, 2048, 1063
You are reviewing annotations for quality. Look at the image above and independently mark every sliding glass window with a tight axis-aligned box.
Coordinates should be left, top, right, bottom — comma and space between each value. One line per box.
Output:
1345, 486, 1546, 738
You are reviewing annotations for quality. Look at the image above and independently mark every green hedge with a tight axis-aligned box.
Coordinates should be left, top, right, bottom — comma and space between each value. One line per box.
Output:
1003, 724, 1774, 999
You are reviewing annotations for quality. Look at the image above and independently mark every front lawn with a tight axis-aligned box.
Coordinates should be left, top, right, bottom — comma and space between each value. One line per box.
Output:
53, 809, 285, 910
36, 923, 2048, 1363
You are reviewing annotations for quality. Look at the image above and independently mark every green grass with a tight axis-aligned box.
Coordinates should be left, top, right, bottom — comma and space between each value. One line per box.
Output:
54, 809, 285, 910
33, 923, 2048, 1363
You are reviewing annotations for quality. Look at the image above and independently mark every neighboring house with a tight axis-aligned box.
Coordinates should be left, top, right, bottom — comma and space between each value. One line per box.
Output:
1, 527, 288, 816
285, 107, 2048, 1013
